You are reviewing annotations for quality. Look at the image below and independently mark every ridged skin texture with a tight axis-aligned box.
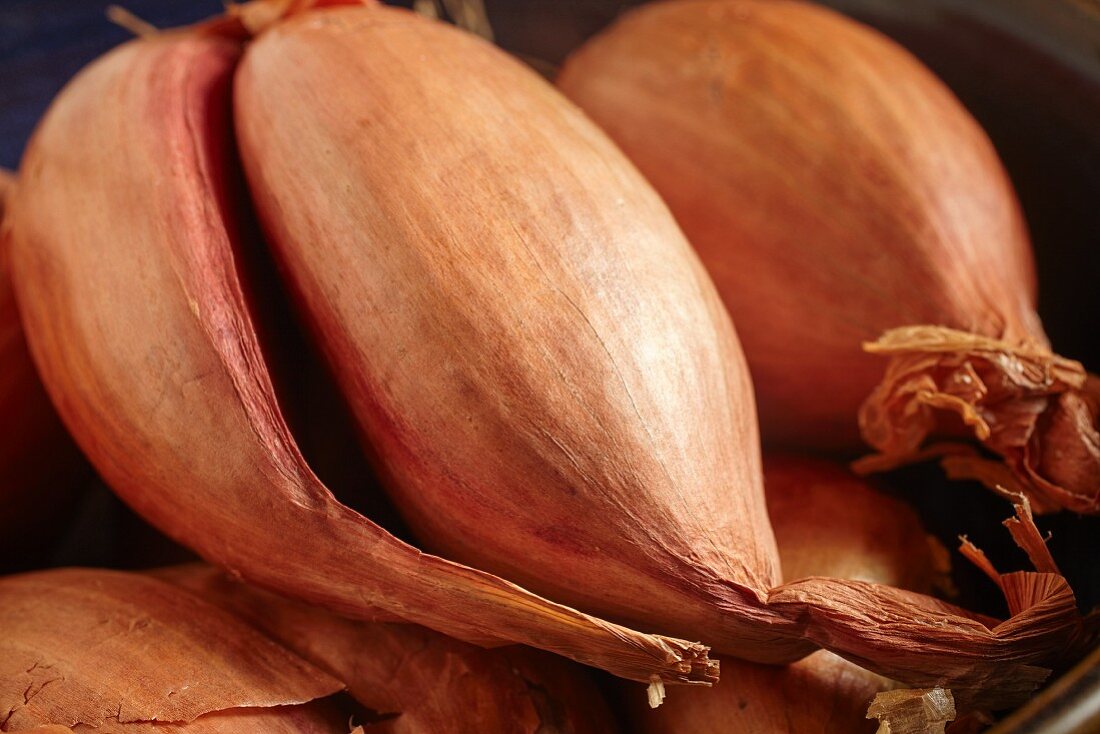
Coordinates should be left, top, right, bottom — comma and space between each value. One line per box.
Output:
557, 0, 1042, 451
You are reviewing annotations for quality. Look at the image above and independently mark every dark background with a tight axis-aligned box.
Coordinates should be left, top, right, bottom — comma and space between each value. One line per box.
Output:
1, 0, 1098, 620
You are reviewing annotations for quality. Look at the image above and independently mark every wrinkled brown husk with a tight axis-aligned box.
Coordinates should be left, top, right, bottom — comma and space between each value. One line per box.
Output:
159, 564, 618, 734
0, 170, 87, 566
857, 326, 1100, 514
0, 568, 343, 732
5, 27, 714, 687
773, 499, 1085, 708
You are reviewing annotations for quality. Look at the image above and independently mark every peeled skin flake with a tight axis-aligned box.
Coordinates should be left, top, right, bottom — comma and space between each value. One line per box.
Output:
235, 2, 1088, 708
556, 0, 1098, 513
5, 28, 714, 687
0, 568, 342, 732
857, 328, 1100, 514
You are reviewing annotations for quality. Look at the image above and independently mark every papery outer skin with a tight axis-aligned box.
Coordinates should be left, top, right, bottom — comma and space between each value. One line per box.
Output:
556, 0, 1099, 512
5, 29, 717, 686
235, 3, 794, 659
0, 170, 87, 565
233, 3, 1086, 706
159, 564, 619, 734
633, 457, 937, 733
857, 327, 1100, 514
556, 0, 1043, 453
0, 568, 342, 731
866, 688, 956, 734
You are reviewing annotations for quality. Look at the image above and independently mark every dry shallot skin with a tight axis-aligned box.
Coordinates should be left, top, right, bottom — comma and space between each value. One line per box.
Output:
160, 564, 620, 734
235, 3, 792, 658
857, 329, 1099, 514
5, 29, 715, 686
633, 458, 940, 733
0, 170, 87, 567
556, 0, 1098, 511
0, 568, 342, 732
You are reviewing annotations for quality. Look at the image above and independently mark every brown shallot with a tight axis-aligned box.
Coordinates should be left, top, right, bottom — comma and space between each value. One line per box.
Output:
764, 457, 952, 596
556, 0, 1099, 514
0, 568, 343, 732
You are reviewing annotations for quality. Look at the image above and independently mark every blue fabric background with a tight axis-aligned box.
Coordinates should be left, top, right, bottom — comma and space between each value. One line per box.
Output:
0, 0, 222, 169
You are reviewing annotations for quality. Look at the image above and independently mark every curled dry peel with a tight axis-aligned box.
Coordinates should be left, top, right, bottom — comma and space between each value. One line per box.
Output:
633, 458, 945, 733
5, 0, 1089, 710
556, 0, 1099, 513
856, 327, 1100, 514
159, 564, 618, 734
0, 568, 342, 732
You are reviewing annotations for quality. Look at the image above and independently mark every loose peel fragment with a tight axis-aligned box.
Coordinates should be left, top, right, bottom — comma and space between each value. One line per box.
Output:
769, 495, 1091, 710
857, 326, 1100, 514
958, 497, 1068, 618
646, 676, 667, 709
866, 688, 956, 734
